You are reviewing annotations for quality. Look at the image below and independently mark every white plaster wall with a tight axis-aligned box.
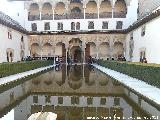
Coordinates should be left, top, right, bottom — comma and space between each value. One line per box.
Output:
0, 0, 25, 27
0, 25, 29, 63
126, 16, 160, 64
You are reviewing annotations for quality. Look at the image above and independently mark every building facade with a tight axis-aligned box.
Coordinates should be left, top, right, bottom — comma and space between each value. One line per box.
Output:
0, 0, 160, 64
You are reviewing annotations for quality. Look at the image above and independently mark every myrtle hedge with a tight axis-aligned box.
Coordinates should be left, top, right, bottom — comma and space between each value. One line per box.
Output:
0, 60, 53, 78
97, 60, 160, 88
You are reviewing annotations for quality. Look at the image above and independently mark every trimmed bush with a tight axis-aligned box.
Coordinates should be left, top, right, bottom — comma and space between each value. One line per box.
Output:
97, 60, 160, 88
0, 60, 53, 78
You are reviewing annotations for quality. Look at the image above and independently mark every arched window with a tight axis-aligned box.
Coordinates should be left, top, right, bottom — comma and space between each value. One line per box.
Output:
76, 22, 80, 30
41, 2, 53, 20
44, 22, 50, 30
85, 1, 98, 19
71, 22, 75, 30
99, 0, 112, 18
31, 23, 37, 31
28, 3, 40, 21
114, 0, 127, 18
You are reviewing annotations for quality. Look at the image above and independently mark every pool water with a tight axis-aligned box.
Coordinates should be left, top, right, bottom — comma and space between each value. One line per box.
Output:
0, 65, 159, 120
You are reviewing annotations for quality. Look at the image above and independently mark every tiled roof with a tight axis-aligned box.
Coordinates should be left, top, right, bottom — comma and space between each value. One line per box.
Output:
0, 11, 28, 34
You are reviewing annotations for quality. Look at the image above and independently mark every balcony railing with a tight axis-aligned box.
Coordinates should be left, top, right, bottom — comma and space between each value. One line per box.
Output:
28, 15, 40, 21
68, 13, 84, 19
54, 14, 67, 20
99, 12, 112, 18
85, 13, 98, 19
41, 14, 53, 20
113, 12, 126, 18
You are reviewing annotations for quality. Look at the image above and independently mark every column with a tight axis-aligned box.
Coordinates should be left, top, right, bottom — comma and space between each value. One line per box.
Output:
39, 6, 42, 20
109, 36, 113, 59
53, 8, 55, 20
53, 46, 55, 64
66, 48, 68, 65
40, 47, 43, 60
97, 2, 100, 19
112, 7, 114, 18
83, 3, 86, 19
83, 50, 85, 64
96, 37, 99, 59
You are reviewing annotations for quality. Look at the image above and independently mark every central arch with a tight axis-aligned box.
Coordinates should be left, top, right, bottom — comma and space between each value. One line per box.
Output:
70, 46, 82, 63
69, 38, 83, 63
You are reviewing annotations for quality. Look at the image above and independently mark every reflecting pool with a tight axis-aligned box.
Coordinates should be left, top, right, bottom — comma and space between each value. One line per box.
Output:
0, 65, 159, 120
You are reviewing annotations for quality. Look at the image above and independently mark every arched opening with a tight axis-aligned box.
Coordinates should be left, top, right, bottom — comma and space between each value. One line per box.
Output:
85, 1, 98, 19
70, 46, 82, 63
31, 43, 41, 58
41, 2, 53, 20
85, 42, 96, 62
6, 48, 14, 62
28, 3, 40, 21
69, 0, 83, 19
99, 0, 112, 18
71, 22, 75, 30
113, 42, 124, 59
69, 38, 83, 63
98, 42, 110, 60
113, 0, 127, 18
54, 2, 67, 20
55, 42, 66, 63
76, 22, 80, 30
42, 43, 52, 57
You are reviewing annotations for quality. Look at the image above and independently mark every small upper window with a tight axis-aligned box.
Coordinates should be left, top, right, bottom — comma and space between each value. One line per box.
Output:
76, 22, 80, 30
88, 21, 94, 29
58, 22, 63, 30
116, 21, 123, 29
31, 23, 37, 31
8, 31, 12, 39
44, 22, 50, 30
141, 26, 146, 36
102, 21, 108, 29
71, 22, 75, 30
130, 32, 133, 40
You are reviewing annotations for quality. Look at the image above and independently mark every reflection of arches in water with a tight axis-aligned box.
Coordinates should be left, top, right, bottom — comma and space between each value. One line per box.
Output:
55, 65, 66, 86
68, 65, 82, 90
85, 65, 96, 86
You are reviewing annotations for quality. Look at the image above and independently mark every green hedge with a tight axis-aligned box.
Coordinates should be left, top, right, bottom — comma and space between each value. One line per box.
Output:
97, 60, 160, 88
0, 60, 53, 78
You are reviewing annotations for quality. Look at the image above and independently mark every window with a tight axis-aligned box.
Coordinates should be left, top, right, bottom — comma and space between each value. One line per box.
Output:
33, 96, 38, 103
71, 96, 79, 104
58, 97, 63, 104
88, 21, 94, 29
87, 97, 93, 105
102, 21, 108, 29
57, 22, 63, 30
44, 22, 50, 30
31, 23, 37, 31
8, 31, 12, 39
45, 96, 51, 103
71, 22, 75, 30
116, 21, 123, 29
76, 22, 80, 30
100, 98, 106, 105
114, 98, 120, 106
141, 25, 146, 36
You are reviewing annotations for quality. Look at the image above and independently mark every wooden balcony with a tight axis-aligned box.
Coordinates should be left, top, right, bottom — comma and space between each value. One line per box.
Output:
99, 12, 112, 18
113, 12, 126, 18
41, 14, 53, 20
28, 15, 40, 21
85, 13, 98, 19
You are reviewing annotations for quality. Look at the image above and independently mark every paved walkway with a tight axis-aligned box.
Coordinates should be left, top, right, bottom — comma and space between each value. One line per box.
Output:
0, 65, 54, 86
93, 64, 160, 105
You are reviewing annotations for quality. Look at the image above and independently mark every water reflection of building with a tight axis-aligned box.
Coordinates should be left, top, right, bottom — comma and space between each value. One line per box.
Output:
31, 65, 124, 94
